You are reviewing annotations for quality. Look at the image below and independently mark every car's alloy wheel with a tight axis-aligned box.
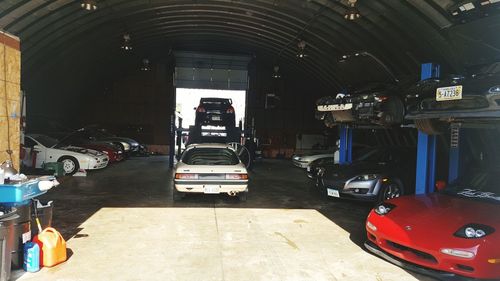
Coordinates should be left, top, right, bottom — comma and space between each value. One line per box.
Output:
58, 156, 79, 175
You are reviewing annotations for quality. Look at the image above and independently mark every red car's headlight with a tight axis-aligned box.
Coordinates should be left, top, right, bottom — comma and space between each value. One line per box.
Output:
374, 202, 396, 216
454, 224, 495, 239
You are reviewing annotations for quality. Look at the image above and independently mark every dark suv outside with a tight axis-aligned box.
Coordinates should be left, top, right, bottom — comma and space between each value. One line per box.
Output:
195, 98, 236, 128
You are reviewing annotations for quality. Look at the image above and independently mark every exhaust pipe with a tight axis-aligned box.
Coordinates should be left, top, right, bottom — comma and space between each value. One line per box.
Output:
228, 191, 237, 196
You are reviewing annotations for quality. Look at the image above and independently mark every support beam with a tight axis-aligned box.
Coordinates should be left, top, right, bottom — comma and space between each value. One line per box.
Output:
415, 132, 437, 194
169, 113, 175, 169
415, 63, 440, 194
339, 124, 353, 164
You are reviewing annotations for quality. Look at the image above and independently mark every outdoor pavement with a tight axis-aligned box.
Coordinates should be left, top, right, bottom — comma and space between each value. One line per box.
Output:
13, 157, 435, 281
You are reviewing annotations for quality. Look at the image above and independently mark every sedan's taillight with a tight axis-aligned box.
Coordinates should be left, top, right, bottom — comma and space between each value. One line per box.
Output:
175, 173, 198, 179
226, 106, 235, 114
196, 106, 206, 113
226, 174, 248, 180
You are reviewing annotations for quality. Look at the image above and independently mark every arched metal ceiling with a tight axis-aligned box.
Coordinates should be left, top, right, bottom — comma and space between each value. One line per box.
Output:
0, 0, 498, 93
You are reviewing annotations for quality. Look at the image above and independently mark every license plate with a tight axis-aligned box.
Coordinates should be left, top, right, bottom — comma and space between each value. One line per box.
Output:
436, 85, 463, 101
317, 103, 353, 112
204, 185, 220, 194
211, 116, 221, 121
327, 188, 340, 198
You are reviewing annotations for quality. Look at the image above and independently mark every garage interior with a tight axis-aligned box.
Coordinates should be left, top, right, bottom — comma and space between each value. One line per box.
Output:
0, 0, 499, 280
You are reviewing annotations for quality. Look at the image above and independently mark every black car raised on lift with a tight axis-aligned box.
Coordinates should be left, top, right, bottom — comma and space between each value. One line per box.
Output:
195, 98, 236, 128
406, 62, 500, 134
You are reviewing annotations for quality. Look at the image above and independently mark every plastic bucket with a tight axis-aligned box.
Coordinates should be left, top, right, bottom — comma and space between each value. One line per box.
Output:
11, 204, 31, 269
0, 207, 19, 281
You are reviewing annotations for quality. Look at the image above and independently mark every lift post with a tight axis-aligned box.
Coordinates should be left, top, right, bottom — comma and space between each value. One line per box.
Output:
415, 63, 440, 194
339, 124, 353, 164
169, 113, 176, 169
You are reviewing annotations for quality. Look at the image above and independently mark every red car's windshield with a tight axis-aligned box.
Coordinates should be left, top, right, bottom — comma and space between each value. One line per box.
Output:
444, 169, 500, 204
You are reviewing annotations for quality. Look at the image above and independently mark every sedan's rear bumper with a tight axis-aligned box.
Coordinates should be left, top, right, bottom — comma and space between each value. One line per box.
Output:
174, 181, 248, 193
364, 240, 480, 281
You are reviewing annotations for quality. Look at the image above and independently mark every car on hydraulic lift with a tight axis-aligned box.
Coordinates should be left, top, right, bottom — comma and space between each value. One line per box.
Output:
194, 98, 236, 128
173, 143, 249, 201
316, 147, 416, 202
316, 83, 406, 128
365, 168, 500, 280
315, 52, 408, 128
22, 134, 109, 175
405, 62, 500, 134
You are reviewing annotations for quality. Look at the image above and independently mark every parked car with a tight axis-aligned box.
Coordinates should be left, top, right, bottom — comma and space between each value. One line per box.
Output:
75, 126, 140, 155
317, 147, 416, 202
195, 98, 236, 128
406, 62, 500, 134
77, 143, 123, 163
292, 150, 339, 169
306, 146, 379, 180
173, 143, 249, 201
54, 133, 124, 163
306, 157, 336, 179
22, 134, 109, 175
365, 168, 500, 280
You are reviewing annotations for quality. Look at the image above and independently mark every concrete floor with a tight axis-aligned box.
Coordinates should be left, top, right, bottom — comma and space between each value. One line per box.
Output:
13, 157, 435, 281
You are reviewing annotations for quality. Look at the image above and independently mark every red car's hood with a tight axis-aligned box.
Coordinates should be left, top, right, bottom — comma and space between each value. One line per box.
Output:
372, 193, 500, 245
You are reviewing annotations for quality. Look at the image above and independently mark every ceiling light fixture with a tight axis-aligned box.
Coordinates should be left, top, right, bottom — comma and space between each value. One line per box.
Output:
81, 0, 97, 11
272, 65, 281, 79
121, 34, 133, 51
296, 40, 307, 59
344, 0, 361, 20
141, 59, 151, 71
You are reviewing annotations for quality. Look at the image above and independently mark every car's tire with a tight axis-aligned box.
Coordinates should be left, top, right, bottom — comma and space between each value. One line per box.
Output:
238, 191, 248, 202
323, 113, 337, 128
57, 156, 80, 175
315, 111, 326, 120
172, 187, 184, 201
415, 118, 446, 135
378, 180, 404, 202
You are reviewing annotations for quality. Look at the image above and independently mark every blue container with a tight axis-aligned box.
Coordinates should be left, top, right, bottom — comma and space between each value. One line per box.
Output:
23, 242, 40, 272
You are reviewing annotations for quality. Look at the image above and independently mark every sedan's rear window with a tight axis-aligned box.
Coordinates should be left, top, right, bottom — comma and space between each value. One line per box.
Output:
182, 147, 239, 165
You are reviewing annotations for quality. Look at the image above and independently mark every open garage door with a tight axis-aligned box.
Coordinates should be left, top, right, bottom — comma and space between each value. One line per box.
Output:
171, 52, 252, 165
174, 51, 251, 91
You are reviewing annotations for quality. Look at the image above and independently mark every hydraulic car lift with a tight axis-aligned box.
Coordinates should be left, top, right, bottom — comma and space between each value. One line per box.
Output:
336, 63, 464, 194
415, 63, 440, 194
168, 112, 251, 169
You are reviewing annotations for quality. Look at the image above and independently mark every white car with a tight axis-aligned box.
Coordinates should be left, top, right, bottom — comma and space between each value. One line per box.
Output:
173, 143, 249, 201
23, 134, 109, 175
292, 150, 339, 168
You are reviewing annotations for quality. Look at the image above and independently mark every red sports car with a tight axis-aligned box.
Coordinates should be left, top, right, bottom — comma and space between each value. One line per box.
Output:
78, 143, 124, 163
365, 169, 500, 280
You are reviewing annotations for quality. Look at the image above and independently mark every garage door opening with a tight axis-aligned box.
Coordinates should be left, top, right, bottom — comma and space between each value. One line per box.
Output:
175, 88, 246, 129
